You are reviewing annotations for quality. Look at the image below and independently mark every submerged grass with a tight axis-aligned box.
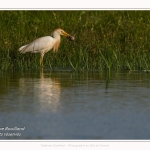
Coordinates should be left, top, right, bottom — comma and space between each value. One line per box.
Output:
1, 11, 150, 71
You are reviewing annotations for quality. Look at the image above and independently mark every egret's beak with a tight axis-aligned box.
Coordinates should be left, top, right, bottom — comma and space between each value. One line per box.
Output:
62, 30, 75, 41
62, 31, 71, 37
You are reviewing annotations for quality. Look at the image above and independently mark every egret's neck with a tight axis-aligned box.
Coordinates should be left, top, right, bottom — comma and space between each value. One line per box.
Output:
53, 35, 61, 52
52, 32, 61, 39
53, 35, 60, 44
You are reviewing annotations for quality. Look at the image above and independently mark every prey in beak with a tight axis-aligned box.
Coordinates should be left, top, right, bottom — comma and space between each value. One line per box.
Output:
66, 35, 75, 41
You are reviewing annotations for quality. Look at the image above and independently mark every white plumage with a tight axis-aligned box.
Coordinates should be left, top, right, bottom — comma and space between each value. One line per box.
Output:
19, 28, 74, 66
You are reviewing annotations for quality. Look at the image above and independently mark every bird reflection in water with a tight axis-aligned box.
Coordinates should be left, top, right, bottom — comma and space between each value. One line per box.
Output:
19, 69, 61, 113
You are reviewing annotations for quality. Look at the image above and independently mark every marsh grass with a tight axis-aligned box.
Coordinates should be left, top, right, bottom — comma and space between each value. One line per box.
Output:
1, 11, 150, 71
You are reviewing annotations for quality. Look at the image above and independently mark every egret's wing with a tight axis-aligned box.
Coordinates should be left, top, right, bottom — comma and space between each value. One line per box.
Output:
18, 44, 28, 52
20, 36, 54, 54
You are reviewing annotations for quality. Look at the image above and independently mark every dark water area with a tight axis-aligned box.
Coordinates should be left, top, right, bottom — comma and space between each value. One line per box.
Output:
0, 70, 150, 139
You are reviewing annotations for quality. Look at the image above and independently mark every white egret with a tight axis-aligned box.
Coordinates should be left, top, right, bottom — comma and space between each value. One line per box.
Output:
19, 28, 74, 66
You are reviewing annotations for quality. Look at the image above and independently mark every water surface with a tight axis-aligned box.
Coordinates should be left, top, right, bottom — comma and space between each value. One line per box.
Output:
0, 70, 150, 139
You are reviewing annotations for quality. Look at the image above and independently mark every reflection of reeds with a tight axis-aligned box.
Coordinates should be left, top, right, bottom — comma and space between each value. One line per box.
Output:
1, 11, 150, 71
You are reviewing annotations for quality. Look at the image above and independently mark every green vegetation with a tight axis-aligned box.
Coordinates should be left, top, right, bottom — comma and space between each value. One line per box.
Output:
1, 11, 150, 71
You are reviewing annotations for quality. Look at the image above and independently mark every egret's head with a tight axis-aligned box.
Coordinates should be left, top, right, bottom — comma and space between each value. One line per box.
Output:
52, 28, 69, 36
52, 28, 74, 40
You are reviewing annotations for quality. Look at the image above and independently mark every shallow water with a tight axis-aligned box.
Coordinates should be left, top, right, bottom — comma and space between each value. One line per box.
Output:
0, 70, 150, 139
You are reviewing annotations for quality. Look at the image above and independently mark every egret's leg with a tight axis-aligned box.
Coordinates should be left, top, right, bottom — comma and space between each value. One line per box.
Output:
40, 54, 44, 66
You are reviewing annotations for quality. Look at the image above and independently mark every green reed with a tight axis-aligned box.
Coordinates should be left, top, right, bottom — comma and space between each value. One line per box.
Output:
1, 11, 150, 71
